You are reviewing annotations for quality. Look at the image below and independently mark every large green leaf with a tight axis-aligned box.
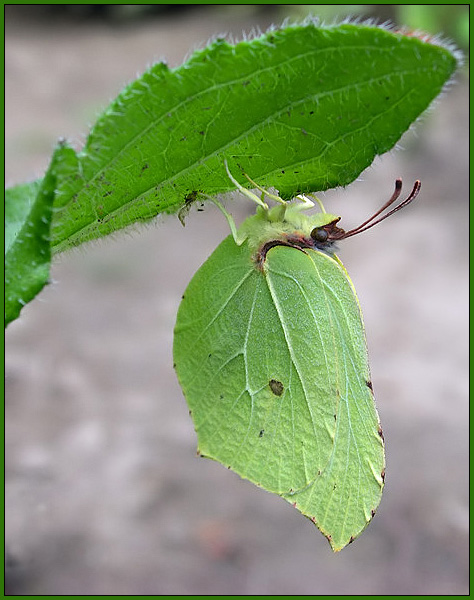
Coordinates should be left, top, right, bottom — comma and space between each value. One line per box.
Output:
47, 22, 456, 252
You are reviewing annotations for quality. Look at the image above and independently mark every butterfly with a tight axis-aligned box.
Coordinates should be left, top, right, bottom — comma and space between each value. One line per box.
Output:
174, 161, 420, 550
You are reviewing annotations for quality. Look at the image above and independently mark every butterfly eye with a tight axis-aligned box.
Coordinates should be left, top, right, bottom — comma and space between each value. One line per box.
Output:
310, 227, 328, 243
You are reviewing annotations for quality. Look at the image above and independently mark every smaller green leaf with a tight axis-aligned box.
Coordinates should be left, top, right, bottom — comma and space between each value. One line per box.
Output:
4, 144, 75, 327
5, 180, 42, 253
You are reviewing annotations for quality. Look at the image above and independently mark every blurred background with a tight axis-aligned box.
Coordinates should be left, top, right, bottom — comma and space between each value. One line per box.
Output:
5, 4, 468, 595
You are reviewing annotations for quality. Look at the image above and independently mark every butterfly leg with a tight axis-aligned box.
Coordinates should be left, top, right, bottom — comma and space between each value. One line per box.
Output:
224, 160, 269, 209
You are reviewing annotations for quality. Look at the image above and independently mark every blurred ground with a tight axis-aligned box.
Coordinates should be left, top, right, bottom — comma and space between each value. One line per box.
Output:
5, 6, 469, 596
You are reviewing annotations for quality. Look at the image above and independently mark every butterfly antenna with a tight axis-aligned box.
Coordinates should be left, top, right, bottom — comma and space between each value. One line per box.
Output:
335, 180, 421, 240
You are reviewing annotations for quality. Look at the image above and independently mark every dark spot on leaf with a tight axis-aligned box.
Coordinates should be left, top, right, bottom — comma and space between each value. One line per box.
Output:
281, 170, 285, 174
259, 429, 264, 438
184, 190, 198, 204
381, 469, 385, 482
198, 130, 204, 135
180, 136, 187, 141
334, 414, 337, 420
102, 191, 112, 197
172, 363, 176, 369
317, 470, 321, 476
219, 394, 224, 400
140, 163, 149, 174
181, 294, 185, 300
242, 80, 250, 86
348, 536, 355, 544
378, 426, 384, 441
366, 380, 373, 390
333, 483, 337, 490
385, 96, 390, 100
301, 128, 308, 135
208, 353, 212, 358
309, 110, 314, 115
269, 379, 284, 396
371, 509, 376, 518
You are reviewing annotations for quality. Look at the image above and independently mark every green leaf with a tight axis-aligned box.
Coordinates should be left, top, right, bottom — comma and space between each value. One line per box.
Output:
48, 22, 457, 252
174, 205, 385, 551
4, 144, 75, 327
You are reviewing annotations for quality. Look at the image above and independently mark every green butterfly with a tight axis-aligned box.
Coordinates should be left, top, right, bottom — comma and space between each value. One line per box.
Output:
173, 161, 420, 551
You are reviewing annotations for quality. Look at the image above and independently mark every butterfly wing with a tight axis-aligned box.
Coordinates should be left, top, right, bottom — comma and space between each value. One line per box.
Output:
174, 236, 384, 550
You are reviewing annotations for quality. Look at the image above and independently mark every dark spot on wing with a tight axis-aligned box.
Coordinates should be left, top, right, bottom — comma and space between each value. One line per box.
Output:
269, 379, 284, 396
